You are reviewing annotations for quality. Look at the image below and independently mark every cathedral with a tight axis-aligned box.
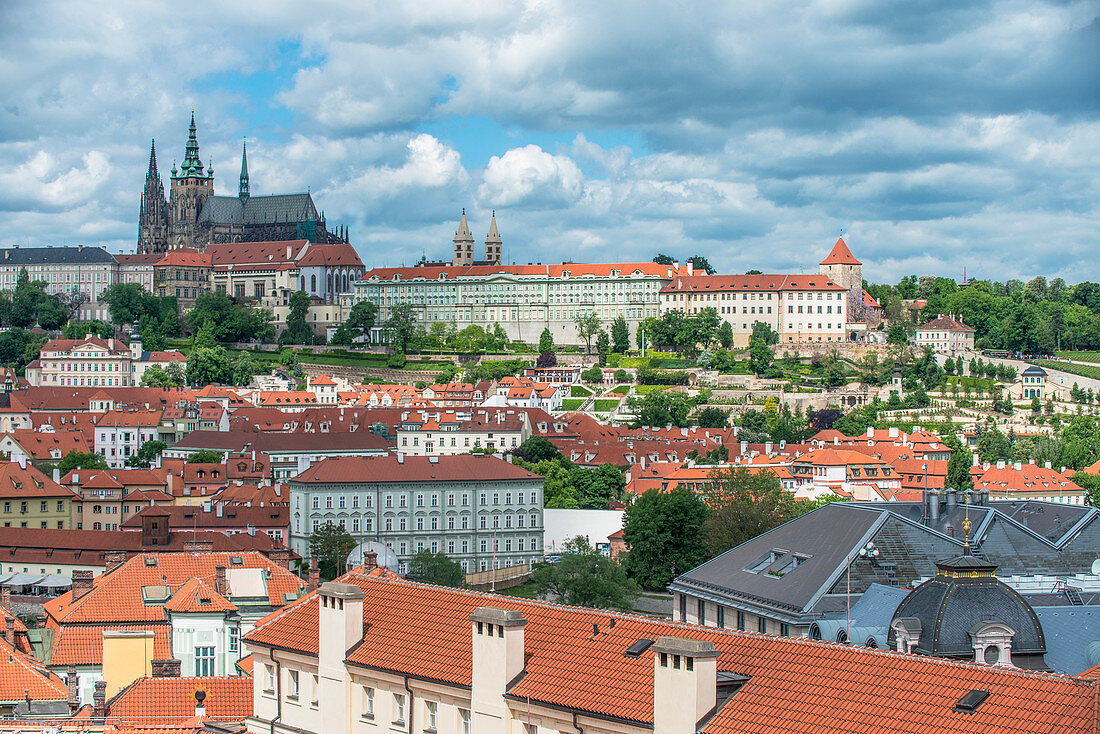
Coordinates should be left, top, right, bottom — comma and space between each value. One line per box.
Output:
137, 113, 349, 253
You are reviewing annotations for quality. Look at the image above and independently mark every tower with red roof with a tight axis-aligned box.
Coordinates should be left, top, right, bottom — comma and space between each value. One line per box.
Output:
819, 237, 862, 292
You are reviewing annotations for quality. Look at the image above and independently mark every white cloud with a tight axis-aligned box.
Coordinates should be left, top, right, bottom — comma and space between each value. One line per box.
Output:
478, 145, 583, 207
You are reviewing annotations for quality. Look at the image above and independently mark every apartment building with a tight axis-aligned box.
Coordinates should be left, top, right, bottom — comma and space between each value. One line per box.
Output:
241, 571, 1099, 734
94, 410, 162, 468
114, 252, 159, 292
287, 454, 544, 574
0, 246, 118, 321
915, 314, 975, 354
660, 273, 848, 347
396, 410, 530, 456
27, 336, 136, 387
0, 458, 75, 530
153, 248, 212, 310
354, 260, 686, 345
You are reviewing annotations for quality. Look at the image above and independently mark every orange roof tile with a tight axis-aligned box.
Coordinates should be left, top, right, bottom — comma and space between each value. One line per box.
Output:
106, 676, 252, 723
0, 635, 68, 703
820, 236, 862, 265
46, 622, 171, 666
164, 578, 237, 614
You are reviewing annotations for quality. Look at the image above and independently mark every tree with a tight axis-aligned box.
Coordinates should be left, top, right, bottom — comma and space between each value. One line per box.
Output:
186, 450, 227, 464
750, 321, 779, 345
595, 330, 610, 366
100, 283, 157, 326
574, 311, 602, 354
694, 406, 729, 428
514, 437, 562, 463
717, 321, 734, 349
383, 304, 418, 353
976, 428, 1012, 464
191, 320, 217, 349
309, 522, 357, 581
749, 336, 773, 376
808, 407, 842, 432
1072, 472, 1100, 507
887, 324, 909, 345
581, 364, 603, 383
530, 536, 639, 610
536, 350, 557, 368
407, 550, 466, 587
186, 346, 233, 385
331, 301, 378, 346
538, 327, 555, 353
652, 253, 675, 265
280, 290, 314, 346
688, 255, 716, 274
941, 433, 974, 491
701, 467, 802, 556
127, 440, 167, 468
622, 488, 710, 591
629, 389, 693, 428
140, 364, 183, 387
610, 317, 630, 354
232, 352, 260, 386
58, 451, 109, 473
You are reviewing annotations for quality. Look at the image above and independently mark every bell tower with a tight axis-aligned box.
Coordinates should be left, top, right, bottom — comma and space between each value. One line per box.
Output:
168, 111, 214, 248
452, 209, 475, 266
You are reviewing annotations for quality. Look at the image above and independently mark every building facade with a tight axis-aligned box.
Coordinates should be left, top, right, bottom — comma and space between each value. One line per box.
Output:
915, 314, 976, 354
287, 454, 544, 574
0, 459, 74, 530
27, 336, 135, 387
0, 246, 118, 322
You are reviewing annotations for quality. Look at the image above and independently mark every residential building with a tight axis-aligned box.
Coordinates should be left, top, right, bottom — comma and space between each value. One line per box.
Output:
153, 248, 212, 311
242, 569, 1100, 734
27, 336, 135, 388
94, 410, 162, 467
353, 244, 685, 345
100, 674, 253, 726
158, 399, 229, 444
61, 468, 174, 530
41, 551, 306, 703
287, 454, 544, 573
789, 448, 903, 500
0, 635, 69, 717
122, 503, 290, 546
973, 461, 1086, 504
0, 246, 118, 322
396, 410, 530, 456
0, 458, 75, 530
915, 314, 976, 354
0, 428, 92, 464
114, 253, 159, 293
660, 273, 848, 347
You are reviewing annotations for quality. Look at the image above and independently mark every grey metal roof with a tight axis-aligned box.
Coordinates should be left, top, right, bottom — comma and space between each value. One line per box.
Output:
198, 193, 318, 225
0, 246, 115, 265
1034, 606, 1100, 675
1022, 365, 1048, 376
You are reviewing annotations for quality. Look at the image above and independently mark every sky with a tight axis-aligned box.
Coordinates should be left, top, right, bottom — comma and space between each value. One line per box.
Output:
1, 0, 1097, 284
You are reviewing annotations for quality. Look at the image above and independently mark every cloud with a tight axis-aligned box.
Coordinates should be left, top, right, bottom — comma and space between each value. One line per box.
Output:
478, 145, 583, 207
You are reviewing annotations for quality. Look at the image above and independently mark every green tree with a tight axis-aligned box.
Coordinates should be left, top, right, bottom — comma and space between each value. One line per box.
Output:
581, 364, 603, 383
186, 346, 233, 385
383, 304, 419, 353
58, 451, 108, 473
186, 449, 227, 464
407, 550, 466, 587
531, 536, 639, 610
232, 352, 260, 386
942, 433, 974, 491
100, 283, 157, 326
280, 290, 314, 345
127, 440, 167, 468
976, 428, 1012, 463
191, 319, 217, 349
538, 327, 555, 353
688, 255, 716, 274
693, 308, 722, 349
140, 364, 183, 387
514, 437, 562, 463
628, 389, 693, 428
652, 253, 675, 265
610, 317, 630, 354
595, 329, 610, 366
750, 320, 779, 345
331, 301, 378, 346
716, 321, 734, 349
887, 324, 909, 345
309, 522, 357, 581
574, 311, 602, 354
694, 406, 729, 428
701, 467, 801, 556
1072, 472, 1100, 506
749, 336, 773, 376
622, 488, 710, 591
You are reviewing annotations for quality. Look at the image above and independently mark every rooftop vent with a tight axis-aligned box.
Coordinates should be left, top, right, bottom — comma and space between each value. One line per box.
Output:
624, 639, 655, 658
954, 689, 990, 713
144, 558, 158, 567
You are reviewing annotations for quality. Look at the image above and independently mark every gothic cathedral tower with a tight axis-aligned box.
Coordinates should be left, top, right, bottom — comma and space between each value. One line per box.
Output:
452, 209, 475, 266
168, 111, 214, 249
137, 140, 170, 253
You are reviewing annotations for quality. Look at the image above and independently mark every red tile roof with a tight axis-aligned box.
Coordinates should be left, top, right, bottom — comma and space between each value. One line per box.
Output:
295, 243, 364, 268
245, 574, 1100, 734
0, 635, 68, 703
820, 236, 861, 265
291, 454, 542, 484
155, 249, 211, 268
363, 261, 683, 282
106, 676, 252, 723
45, 622, 172, 666
0, 460, 74, 498
207, 240, 308, 267
163, 578, 237, 614
661, 274, 846, 293
3, 429, 92, 459
919, 315, 975, 332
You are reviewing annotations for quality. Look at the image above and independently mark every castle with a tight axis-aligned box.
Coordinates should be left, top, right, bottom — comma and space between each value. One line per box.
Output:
137, 113, 349, 253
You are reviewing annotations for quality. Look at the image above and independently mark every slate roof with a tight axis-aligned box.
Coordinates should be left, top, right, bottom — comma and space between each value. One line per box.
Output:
244, 572, 1100, 734
1035, 606, 1100, 676
0, 246, 115, 265
197, 194, 317, 226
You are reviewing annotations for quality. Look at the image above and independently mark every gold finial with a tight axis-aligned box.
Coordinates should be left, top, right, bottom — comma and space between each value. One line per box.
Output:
962, 490, 972, 552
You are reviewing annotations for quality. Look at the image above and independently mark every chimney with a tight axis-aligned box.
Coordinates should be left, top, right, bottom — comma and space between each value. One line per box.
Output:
764, 441, 773, 455
470, 607, 526, 717
889, 427, 898, 438
16, 454, 26, 469
3, 615, 13, 645
945, 488, 957, 511
184, 539, 215, 553
996, 460, 1005, 470
866, 426, 874, 438
92, 680, 106, 720
396, 453, 404, 464
194, 689, 207, 717
363, 551, 378, 570
66, 665, 79, 714
1, 584, 9, 611
318, 582, 366, 687
151, 658, 182, 678
269, 549, 292, 570
53, 467, 61, 483
652, 637, 718, 734
104, 551, 127, 573
926, 489, 940, 523
214, 565, 227, 596
1045, 461, 1052, 470
972, 453, 978, 467
1014, 462, 1022, 471
308, 557, 320, 590
71, 570, 94, 600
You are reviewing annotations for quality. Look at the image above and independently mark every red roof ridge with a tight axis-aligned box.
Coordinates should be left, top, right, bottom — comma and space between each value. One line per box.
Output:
820, 236, 861, 265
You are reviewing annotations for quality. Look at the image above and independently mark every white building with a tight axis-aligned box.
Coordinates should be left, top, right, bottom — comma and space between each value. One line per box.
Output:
915, 314, 975, 355
94, 410, 162, 468
27, 336, 136, 387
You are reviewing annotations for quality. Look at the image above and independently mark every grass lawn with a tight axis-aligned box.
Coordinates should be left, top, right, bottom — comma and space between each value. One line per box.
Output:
1033, 359, 1100, 380
561, 398, 586, 410
633, 385, 668, 395
593, 399, 621, 411
1056, 352, 1100, 364
570, 385, 594, 397
609, 384, 631, 394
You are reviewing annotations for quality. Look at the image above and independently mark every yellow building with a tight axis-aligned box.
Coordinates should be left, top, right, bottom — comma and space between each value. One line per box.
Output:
0, 458, 75, 530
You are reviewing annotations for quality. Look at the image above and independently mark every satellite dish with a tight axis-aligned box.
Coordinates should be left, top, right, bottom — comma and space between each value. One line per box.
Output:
1091, 558, 1100, 575
347, 541, 399, 572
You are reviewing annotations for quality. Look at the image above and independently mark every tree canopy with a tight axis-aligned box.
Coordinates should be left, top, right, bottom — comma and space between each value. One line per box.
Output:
309, 522, 357, 581
530, 536, 639, 610
407, 550, 466, 588
621, 488, 710, 591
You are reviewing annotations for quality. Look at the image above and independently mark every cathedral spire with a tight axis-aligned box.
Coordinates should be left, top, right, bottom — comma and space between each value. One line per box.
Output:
177, 110, 208, 179
484, 210, 502, 265
147, 139, 160, 179
138, 138, 169, 254
239, 140, 250, 201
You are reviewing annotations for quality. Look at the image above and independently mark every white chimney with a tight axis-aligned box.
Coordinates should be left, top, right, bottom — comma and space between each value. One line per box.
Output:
652, 637, 718, 734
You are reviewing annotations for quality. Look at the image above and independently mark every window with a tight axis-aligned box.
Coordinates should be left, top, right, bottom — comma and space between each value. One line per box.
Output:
288, 669, 300, 699
737, 610, 745, 631
228, 626, 239, 652
311, 674, 319, 707
264, 665, 275, 694
698, 599, 706, 625
758, 616, 767, 634
393, 693, 406, 724
680, 594, 687, 622
425, 701, 438, 730
361, 686, 374, 719
459, 709, 471, 734
717, 605, 725, 629
195, 646, 215, 676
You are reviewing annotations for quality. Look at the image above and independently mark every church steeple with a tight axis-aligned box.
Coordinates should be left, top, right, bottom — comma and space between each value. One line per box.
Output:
484, 210, 502, 265
239, 140, 250, 202
176, 110, 209, 179
452, 208, 475, 266
137, 139, 169, 254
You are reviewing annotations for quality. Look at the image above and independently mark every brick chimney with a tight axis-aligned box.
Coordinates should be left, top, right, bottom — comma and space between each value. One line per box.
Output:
151, 658, 182, 678
1, 584, 9, 610
308, 556, 319, 590
66, 665, 79, 714
71, 570, 94, 600
184, 539, 215, 553
268, 549, 292, 570
104, 551, 127, 573
92, 680, 106, 720
363, 551, 377, 571
214, 565, 227, 596
3, 616, 14, 645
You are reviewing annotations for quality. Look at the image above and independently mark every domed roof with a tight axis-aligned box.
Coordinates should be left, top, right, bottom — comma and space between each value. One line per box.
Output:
887, 552, 1047, 669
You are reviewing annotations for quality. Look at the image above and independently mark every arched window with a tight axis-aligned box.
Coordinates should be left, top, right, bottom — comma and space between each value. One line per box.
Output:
300, 276, 305, 290
311, 275, 317, 292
